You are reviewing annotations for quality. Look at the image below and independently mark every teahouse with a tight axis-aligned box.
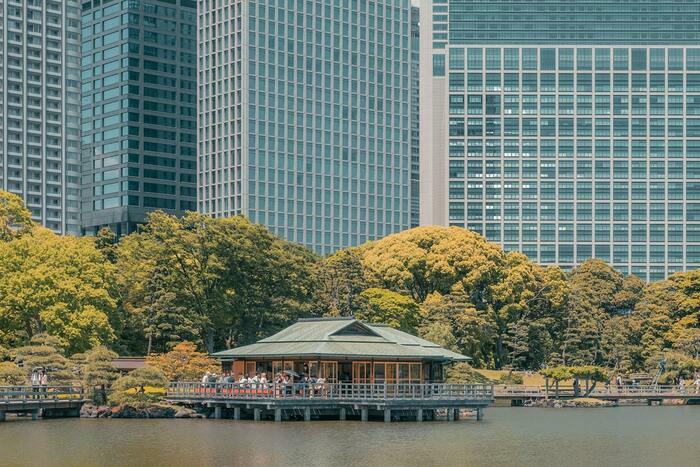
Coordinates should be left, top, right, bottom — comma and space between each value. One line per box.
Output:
212, 317, 470, 384
167, 317, 492, 422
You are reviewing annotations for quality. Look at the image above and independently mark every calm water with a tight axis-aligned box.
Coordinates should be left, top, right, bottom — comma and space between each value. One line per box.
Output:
1, 407, 698, 467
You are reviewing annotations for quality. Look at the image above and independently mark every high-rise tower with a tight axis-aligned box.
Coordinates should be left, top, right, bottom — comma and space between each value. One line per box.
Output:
421, 0, 700, 280
0, 0, 82, 234
198, 0, 412, 254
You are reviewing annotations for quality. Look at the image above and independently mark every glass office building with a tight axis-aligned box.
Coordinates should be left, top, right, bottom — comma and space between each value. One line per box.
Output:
80, 0, 197, 236
198, 0, 412, 255
420, 0, 700, 280
410, 5, 420, 228
0, 0, 82, 234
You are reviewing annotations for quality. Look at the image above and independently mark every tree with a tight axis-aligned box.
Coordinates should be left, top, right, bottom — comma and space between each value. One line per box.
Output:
541, 366, 572, 399
0, 228, 116, 353
0, 361, 26, 385
117, 212, 320, 353
420, 286, 496, 368
142, 266, 200, 355
360, 226, 505, 303
110, 366, 169, 407
145, 341, 218, 382
318, 248, 368, 317
356, 288, 421, 333
13, 334, 73, 384
570, 365, 608, 397
94, 227, 118, 264
0, 190, 33, 242
82, 346, 119, 404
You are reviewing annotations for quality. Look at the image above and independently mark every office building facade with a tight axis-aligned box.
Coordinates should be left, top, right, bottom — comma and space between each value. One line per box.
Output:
0, 0, 82, 234
80, 0, 197, 236
420, 0, 700, 280
198, 0, 412, 255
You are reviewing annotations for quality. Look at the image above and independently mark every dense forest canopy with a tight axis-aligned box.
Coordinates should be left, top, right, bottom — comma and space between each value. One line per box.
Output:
1, 190, 698, 377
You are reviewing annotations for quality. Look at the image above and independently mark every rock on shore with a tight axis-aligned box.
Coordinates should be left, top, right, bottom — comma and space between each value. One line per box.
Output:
529, 398, 615, 408
80, 403, 205, 419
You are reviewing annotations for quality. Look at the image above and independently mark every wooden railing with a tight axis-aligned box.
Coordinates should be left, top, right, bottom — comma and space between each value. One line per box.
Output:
0, 386, 85, 403
168, 382, 494, 402
494, 384, 696, 398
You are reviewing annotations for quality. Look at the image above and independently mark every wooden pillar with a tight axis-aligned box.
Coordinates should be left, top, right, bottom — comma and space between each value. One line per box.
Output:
253, 408, 261, 421
214, 406, 222, 419
454, 408, 461, 421
361, 407, 368, 422
416, 408, 423, 422
384, 408, 391, 423
304, 407, 311, 422
275, 408, 282, 422
233, 407, 241, 420
476, 407, 483, 421
339, 408, 346, 421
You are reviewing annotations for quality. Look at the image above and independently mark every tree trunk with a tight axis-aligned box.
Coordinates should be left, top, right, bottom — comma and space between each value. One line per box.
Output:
582, 380, 598, 398
205, 332, 214, 354
147, 334, 152, 356
555, 381, 560, 400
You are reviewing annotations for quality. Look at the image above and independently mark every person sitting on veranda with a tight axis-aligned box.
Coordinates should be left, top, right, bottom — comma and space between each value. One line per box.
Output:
201, 371, 211, 387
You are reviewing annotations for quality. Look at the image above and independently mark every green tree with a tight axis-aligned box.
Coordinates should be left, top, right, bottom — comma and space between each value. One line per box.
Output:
82, 346, 119, 404
13, 334, 73, 384
117, 212, 319, 352
143, 266, 200, 355
541, 366, 572, 399
570, 365, 608, 396
0, 361, 26, 385
0, 228, 116, 353
356, 288, 421, 333
145, 341, 218, 382
318, 248, 368, 317
94, 227, 118, 264
110, 366, 169, 408
0, 190, 33, 242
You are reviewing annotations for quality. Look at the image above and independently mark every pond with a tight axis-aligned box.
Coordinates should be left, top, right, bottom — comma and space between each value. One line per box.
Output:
1, 407, 697, 466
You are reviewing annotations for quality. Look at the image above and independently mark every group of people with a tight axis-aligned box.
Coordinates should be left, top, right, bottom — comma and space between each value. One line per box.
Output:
199, 371, 328, 395
30, 369, 48, 386
605, 374, 700, 394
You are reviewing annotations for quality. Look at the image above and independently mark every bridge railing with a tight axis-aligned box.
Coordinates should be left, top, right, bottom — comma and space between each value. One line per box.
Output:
0, 386, 85, 403
167, 382, 493, 402
494, 384, 692, 398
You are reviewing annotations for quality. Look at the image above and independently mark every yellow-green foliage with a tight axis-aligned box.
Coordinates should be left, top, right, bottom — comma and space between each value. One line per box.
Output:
146, 341, 218, 382
0, 228, 116, 353
110, 366, 169, 407
0, 361, 26, 385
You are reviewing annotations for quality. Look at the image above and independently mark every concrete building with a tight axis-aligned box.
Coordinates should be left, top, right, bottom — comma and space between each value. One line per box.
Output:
420, 0, 700, 280
198, 0, 413, 255
0, 0, 82, 234
80, 0, 197, 236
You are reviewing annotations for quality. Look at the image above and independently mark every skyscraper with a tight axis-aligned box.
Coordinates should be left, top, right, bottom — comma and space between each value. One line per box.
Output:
0, 0, 82, 234
410, 4, 420, 228
420, 0, 700, 280
198, 0, 412, 255
80, 0, 197, 236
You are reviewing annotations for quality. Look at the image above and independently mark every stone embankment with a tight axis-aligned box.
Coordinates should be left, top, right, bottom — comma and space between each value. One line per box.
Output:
80, 403, 205, 419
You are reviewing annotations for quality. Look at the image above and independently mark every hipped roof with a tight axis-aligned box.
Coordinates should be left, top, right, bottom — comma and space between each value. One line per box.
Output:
212, 317, 470, 362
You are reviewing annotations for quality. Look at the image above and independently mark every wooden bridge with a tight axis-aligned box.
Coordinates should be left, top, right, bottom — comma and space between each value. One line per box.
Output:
0, 386, 88, 421
494, 384, 700, 406
167, 382, 494, 422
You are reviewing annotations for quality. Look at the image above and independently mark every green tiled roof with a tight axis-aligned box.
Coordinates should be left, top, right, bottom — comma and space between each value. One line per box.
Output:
212, 317, 470, 362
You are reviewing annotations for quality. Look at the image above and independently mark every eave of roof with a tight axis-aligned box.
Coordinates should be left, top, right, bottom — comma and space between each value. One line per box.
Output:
212, 317, 471, 362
